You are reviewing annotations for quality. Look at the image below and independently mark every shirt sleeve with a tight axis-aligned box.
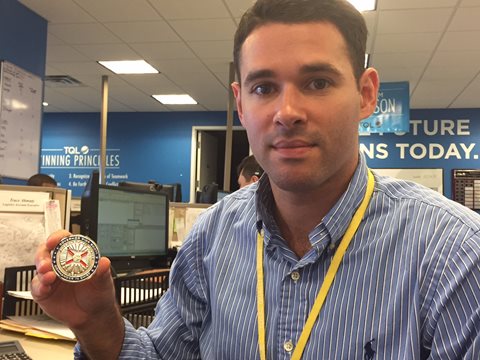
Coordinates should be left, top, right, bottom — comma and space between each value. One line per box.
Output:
426, 231, 480, 359
118, 219, 208, 359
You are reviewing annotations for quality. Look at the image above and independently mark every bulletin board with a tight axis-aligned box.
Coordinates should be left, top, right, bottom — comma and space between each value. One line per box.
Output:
0, 60, 43, 179
0, 184, 71, 281
372, 168, 444, 195
452, 169, 480, 210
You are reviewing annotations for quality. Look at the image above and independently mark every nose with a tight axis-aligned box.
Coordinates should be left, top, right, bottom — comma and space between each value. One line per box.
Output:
273, 85, 306, 128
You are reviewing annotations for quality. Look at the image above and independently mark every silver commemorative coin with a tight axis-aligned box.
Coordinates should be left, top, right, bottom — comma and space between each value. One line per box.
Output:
51, 235, 100, 283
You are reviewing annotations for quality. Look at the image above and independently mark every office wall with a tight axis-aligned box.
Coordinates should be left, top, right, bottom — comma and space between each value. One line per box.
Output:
40, 112, 240, 199
0, 0, 47, 80
40, 108, 480, 201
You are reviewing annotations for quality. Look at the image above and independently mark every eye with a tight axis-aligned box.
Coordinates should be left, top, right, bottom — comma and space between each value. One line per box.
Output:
251, 83, 274, 96
307, 78, 331, 90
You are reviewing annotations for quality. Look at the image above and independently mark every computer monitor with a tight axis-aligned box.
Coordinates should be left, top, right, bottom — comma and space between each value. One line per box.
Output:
80, 170, 99, 236
197, 183, 218, 204
217, 190, 230, 201
81, 179, 169, 274
118, 181, 182, 202
161, 183, 182, 202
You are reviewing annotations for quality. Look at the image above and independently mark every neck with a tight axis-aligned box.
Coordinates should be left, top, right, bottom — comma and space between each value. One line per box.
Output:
270, 172, 353, 258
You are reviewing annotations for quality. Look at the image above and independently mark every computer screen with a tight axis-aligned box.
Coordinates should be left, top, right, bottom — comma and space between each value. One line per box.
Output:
81, 178, 169, 274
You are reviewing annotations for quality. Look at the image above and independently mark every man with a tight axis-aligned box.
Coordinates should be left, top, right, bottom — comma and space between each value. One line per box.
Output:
237, 154, 264, 188
27, 173, 57, 187
32, 0, 480, 359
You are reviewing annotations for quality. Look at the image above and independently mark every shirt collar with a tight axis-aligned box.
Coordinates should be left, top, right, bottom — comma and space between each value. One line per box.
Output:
255, 153, 370, 249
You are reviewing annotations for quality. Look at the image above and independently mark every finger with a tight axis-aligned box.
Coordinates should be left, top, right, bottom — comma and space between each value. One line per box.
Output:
89, 257, 114, 291
96, 257, 112, 276
35, 242, 53, 273
31, 274, 53, 301
46, 229, 72, 250
36, 267, 58, 286
35, 256, 54, 276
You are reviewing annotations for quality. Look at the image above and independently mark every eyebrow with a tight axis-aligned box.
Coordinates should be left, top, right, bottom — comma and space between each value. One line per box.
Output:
242, 62, 344, 86
243, 69, 275, 86
300, 63, 343, 78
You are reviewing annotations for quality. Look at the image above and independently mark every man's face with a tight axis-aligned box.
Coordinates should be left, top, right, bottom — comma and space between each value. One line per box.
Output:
232, 22, 378, 194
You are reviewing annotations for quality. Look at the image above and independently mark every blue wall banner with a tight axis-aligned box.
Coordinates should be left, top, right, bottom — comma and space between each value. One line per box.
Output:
359, 81, 410, 134
38, 112, 237, 199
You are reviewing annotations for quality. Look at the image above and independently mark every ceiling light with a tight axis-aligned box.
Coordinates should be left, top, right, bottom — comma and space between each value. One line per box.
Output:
152, 94, 197, 105
347, 0, 377, 11
98, 60, 159, 74
42, 102, 49, 107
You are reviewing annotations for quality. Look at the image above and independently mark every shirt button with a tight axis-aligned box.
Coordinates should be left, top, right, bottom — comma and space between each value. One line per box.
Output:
291, 271, 300, 282
284, 340, 294, 352
328, 242, 336, 251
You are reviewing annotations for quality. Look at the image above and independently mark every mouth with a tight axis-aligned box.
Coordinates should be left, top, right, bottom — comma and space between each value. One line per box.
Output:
272, 140, 315, 157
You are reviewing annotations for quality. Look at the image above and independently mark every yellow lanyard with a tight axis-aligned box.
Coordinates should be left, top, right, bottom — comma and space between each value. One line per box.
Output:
256, 170, 375, 360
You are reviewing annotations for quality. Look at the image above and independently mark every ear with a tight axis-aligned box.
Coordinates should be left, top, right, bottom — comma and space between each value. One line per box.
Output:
358, 68, 379, 120
251, 175, 259, 183
231, 82, 245, 126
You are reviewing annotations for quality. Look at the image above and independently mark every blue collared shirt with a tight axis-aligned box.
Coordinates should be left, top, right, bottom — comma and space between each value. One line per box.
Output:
82, 155, 480, 359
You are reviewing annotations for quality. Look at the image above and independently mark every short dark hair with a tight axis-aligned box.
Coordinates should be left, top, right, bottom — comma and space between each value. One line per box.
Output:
233, 0, 367, 83
237, 155, 264, 179
27, 173, 57, 187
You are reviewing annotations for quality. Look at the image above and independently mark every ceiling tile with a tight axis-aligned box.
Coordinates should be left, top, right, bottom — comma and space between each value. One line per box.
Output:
188, 41, 233, 59
149, 0, 231, 19
104, 21, 180, 42
379, 0, 458, 10
411, 80, 469, 108
44, 88, 97, 112
429, 50, 480, 68
75, 0, 160, 22
450, 75, 480, 107
48, 23, 121, 44
371, 52, 432, 68
223, 0, 253, 18
437, 30, 480, 51
377, 8, 453, 34
169, 18, 236, 41
187, 81, 229, 110
130, 42, 196, 60
422, 65, 479, 80
203, 58, 233, 83
120, 74, 183, 94
108, 86, 168, 110
73, 43, 140, 61
461, 0, 480, 7
47, 61, 107, 76
374, 32, 442, 52
46, 45, 90, 62
47, 33, 66, 46
448, 6, 480, 31
374, 65, 424, 85
19, 0, 94, 23
107, 100, 137, 112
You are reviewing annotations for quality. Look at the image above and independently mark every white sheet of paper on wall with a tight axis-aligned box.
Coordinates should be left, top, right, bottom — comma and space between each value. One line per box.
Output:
44, 199, 62, 237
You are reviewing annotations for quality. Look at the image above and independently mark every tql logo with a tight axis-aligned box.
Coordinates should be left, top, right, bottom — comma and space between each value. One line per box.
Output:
64, 146, 89, 155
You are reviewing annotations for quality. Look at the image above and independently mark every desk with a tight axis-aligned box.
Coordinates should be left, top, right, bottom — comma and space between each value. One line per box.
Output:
0, 329, 74, 359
